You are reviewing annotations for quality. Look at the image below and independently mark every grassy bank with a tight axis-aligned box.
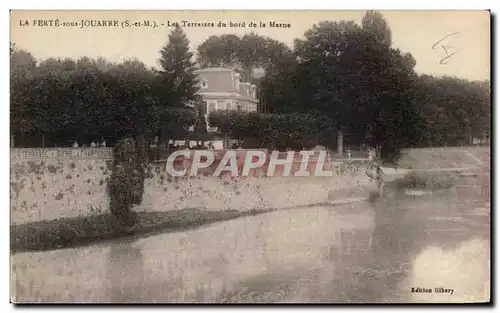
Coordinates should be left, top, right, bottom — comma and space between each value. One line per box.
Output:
10, 208, 275, 254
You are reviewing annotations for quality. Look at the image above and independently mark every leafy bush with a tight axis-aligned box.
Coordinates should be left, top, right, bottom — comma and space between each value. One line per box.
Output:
107, 138, 142, 227
394, 171, 457, 190
208, 111, 322, 149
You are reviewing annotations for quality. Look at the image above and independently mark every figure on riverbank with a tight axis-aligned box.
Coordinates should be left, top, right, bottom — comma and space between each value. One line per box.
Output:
365, 158, 385, 198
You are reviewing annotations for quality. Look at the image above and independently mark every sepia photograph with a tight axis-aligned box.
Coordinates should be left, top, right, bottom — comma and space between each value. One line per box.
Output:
9, 10, 491, 303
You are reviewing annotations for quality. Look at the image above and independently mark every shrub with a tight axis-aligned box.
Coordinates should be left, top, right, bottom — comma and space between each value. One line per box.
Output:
394, 171, 457, 190
208, 111, 322, 149
107, 138, 140, 227
47, 165, 57, 174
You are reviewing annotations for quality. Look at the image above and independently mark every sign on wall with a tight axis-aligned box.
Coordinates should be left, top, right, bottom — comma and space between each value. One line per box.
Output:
10, 148, 114, 161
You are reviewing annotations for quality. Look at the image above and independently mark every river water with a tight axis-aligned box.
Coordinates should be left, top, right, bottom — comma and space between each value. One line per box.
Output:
11, 171, 490, 303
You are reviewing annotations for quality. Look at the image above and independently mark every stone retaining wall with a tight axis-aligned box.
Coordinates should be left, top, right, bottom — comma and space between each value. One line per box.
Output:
10, 148, 371, 225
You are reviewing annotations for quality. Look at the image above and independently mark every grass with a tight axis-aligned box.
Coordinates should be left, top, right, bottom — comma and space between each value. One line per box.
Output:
392, 171, 458, 191
10, 208, 275, 254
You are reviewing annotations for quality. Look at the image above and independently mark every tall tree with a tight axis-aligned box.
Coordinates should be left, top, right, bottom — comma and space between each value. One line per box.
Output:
264, 16, 423, 162
10, 46, 38, 145
197, 32, 291, 81
10, 46, 37, 81
260, 52, 300, 114
361, 10, 392, 47
197, 34, 241, 68
156, 26, 200, 144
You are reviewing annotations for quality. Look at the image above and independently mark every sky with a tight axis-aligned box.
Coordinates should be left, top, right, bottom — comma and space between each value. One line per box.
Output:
10, 10, 491, 81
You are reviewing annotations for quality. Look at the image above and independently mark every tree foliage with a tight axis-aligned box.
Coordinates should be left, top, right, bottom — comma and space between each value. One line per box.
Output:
208, 111, 322, 150
108, 138, 144, 227
10, 35, 199, 147
414, 75, 490, 146
157, 26, 200, 108
361, 10, 392, 46
197, 32, 291, 81
155, 26, 200, 145
259, 11, 490, 162
10, 12, 491, 160
260, 17, 421, 161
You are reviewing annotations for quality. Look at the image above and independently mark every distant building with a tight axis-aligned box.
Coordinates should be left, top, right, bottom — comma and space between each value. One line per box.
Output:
194, 68, 259, 132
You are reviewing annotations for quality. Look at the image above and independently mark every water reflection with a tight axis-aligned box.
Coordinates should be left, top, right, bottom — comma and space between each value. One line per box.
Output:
225, 204, 378, 302
291, 177, 491, 303
370, 180, 490, 303
403, 239, 490, 303
12, 175, 490, 303
301, 198, 425, 303
106, 240, 145, 302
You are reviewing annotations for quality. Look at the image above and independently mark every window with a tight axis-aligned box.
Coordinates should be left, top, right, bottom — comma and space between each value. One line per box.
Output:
236, 102, 242, 111
208, 102, 216, 113
201, 79, 208, 89
217, 101, 224, 111
225, 102, 230, 110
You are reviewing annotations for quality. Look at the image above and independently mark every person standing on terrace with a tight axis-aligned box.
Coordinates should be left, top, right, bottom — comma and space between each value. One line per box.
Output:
365, 157, 385, 198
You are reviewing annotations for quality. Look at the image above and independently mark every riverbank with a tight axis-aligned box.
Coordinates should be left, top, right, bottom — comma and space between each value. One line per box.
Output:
11, 191, 377, 254
11, 208, 281, 254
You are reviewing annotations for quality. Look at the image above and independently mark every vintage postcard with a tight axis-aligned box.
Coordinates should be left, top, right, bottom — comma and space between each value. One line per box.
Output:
10, 10, 491, 303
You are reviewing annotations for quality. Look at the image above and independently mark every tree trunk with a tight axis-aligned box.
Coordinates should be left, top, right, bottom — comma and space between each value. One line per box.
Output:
223, 134, 229, 149
158, 127, 167, 147
337, 130, 344, 157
